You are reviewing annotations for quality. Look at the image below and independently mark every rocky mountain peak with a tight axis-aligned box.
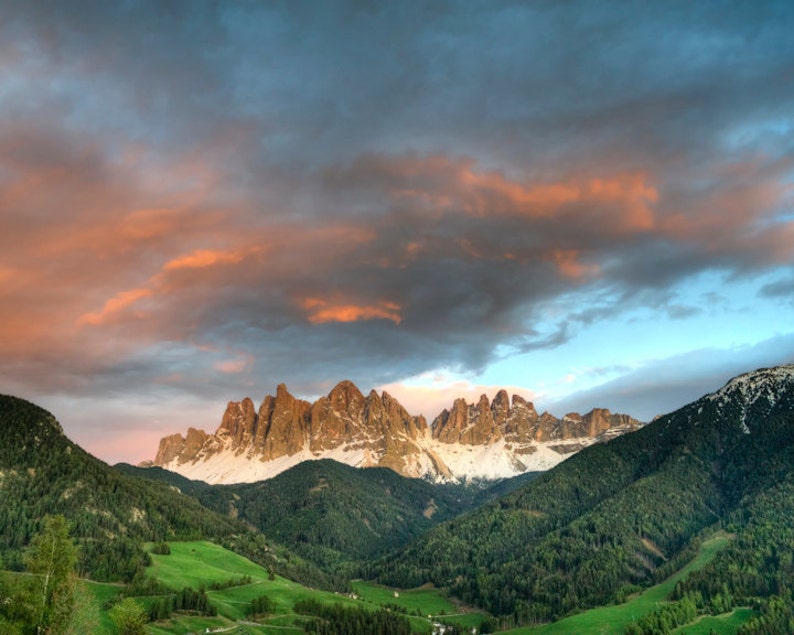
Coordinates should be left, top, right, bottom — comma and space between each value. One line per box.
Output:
328, 379, 366, 410
511, 393, 537, 412
491, 389, 511, 424
276, 382, 290, 398
154, 433, 186, 466
150, 381, 643, 484
429, 392, 642, 447
260, 384, 311, 459
310, 381, 367, 451
219, 397, 258, 451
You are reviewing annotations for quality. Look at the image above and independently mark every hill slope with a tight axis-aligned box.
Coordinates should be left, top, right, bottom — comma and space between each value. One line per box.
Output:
118, 459, 541, 573
0, 395, 334, 588
373, 365, 794, 628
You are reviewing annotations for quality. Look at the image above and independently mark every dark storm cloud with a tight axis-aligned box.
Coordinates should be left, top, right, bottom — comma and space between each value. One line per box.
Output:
761, 280, 794, 300
1, 0, 793, 422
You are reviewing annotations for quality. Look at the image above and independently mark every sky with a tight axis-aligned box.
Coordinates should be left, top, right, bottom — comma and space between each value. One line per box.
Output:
1, 1, 793, 465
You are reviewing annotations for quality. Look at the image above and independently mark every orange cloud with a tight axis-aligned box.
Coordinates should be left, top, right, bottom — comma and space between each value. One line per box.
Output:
548, 249, 600, 280
118, 207, 188, 242
659, 159, 792, 250
301, 297, 403, 325
586, 174, 658, 230
337, 154, 659, 232
461, 169, 582, 214
77, 287, 152, 326
461, 168, 658, 228
0, 268, 15, 285
164, 248, 249, 271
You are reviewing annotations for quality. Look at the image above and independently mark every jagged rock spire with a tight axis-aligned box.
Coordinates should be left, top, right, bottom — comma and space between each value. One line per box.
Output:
151, 380, 643, 484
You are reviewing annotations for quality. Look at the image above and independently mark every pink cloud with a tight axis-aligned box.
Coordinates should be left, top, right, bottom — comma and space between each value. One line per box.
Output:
214, 355, 254, 374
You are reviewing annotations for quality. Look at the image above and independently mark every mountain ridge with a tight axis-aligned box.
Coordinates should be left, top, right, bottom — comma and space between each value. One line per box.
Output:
148, 379, 643, 483
372, 364, 794, 627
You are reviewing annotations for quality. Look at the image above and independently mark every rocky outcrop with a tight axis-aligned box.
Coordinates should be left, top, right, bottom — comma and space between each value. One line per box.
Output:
149, 380, 643, 484
259, 384, 311, 459
154, 433, 188, 466
309, 380, 367, 451
429, 392, 640, 447
219, 397, 258, 451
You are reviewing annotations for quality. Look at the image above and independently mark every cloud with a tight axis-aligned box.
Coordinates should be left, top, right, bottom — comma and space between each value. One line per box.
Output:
164, 249, 250, 271
77, 288, 153, 326
301, 298, 403, 325
2, 134, 792, 403
760, 275, 794, 299
1, 2, 794, 462
214, 354, 254, 375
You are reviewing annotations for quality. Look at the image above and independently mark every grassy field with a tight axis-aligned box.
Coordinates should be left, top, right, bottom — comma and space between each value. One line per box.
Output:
500, 532, 749, 635
139, 541, 494, 634
352, 580, 458, 615
352, 580, 490, 631
147, 540, 269, 591
141, 541, 492, 634
144, 541, 360, 634
84, 580, 125, 635
5, 535, 755, 635
670, 608, 756, 635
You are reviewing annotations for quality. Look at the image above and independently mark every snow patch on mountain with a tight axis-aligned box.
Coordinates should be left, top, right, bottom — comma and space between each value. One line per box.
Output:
160, 431, 638, 485
705, 365, 794, 433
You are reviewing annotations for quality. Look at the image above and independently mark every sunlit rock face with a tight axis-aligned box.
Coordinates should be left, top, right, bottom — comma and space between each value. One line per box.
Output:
151, 381, 643, 484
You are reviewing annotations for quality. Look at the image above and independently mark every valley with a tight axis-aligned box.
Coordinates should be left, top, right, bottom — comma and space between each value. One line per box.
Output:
4, 5, 791, 635
2, 365, 794, 634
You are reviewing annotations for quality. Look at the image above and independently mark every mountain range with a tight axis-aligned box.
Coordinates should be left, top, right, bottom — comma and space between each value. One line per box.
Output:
147, 379, 642, 483
3, 364, 794, 635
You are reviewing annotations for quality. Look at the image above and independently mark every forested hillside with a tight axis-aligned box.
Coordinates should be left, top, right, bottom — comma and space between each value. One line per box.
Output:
0, 395, 334, 588
671, 409, 794, 635
118, 459, 541, 573
373, 367, 794, 630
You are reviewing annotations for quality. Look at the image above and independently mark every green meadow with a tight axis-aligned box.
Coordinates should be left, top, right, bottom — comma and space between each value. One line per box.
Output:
352, 579, 490, 631
143, 541, 359, 633
85, 580, 126, 635
83, 540, 488, 634
670, 608, 756, 635
352, 580, 458, 615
